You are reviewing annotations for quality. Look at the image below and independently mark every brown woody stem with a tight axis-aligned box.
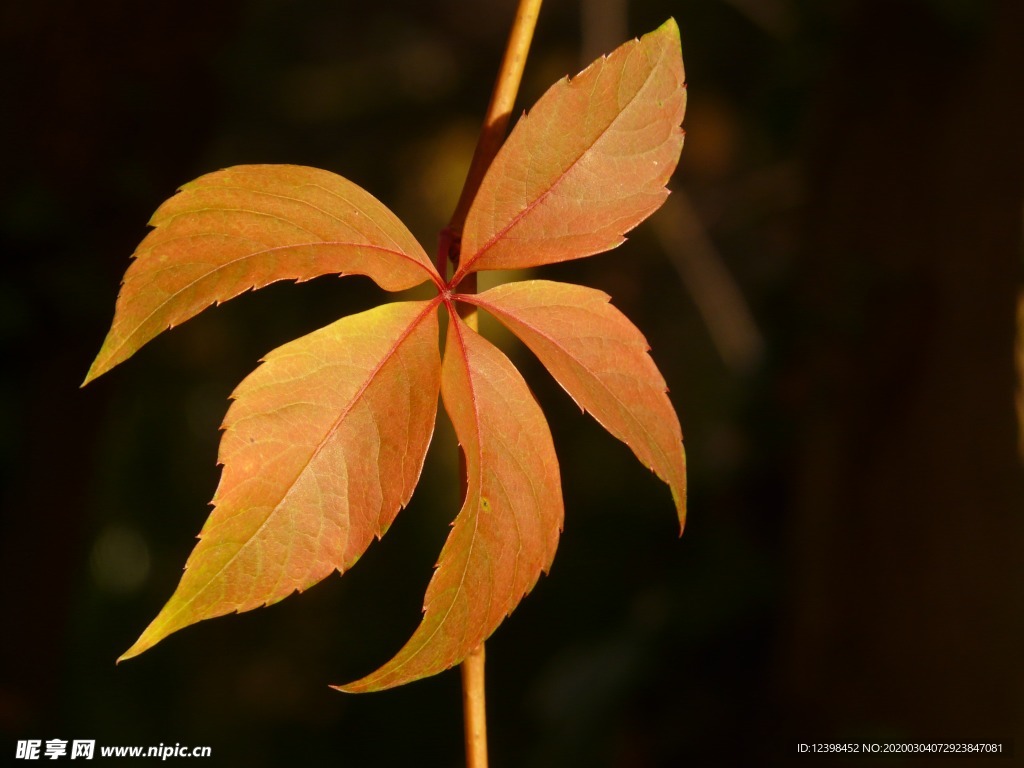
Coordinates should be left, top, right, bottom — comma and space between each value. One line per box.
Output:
447, 1, 543, 767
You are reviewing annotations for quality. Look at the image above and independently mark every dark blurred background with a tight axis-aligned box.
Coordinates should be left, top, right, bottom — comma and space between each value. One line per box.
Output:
2, 0, 1022, 765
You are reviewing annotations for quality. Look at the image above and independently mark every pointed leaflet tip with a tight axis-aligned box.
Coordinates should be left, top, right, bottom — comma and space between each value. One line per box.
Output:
336, 314, 563, 693
657, 16, 680, 41
84, 164, 440, 384
454, 17, 686, 281
81, 365, 99, 389
117, 300, 441, 659
117, 636, 152, 663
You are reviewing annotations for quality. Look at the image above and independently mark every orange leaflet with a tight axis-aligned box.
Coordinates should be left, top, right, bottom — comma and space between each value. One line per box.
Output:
85, 165, 441, 384
454, 19, 686, 282
339, 314, 563, 692
461, 280, 686, 528
119, 300, 441, 661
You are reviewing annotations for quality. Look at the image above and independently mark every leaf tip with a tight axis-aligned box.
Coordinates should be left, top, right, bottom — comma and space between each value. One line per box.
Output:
81, 353, 110, 387
654, 16, 681, 41
116, 608, 180, 663
330, 677, 381, 695
672, 487, 687, 536
116, 641, 144, 664
670, 447, 687, 536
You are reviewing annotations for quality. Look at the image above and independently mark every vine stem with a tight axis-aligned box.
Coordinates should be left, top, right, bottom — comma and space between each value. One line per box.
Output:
448, 0, 543, 242
460, 644, 488, 767
445, 1, 543, 767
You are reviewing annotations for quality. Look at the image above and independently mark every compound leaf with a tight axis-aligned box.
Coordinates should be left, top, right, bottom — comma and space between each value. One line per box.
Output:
338, 313, 563, 692
454, 18, 686, 282
463, 280, 686, 528
119, 299, 441, 660
85, 164, 439, 384
100, 19, 688, 690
